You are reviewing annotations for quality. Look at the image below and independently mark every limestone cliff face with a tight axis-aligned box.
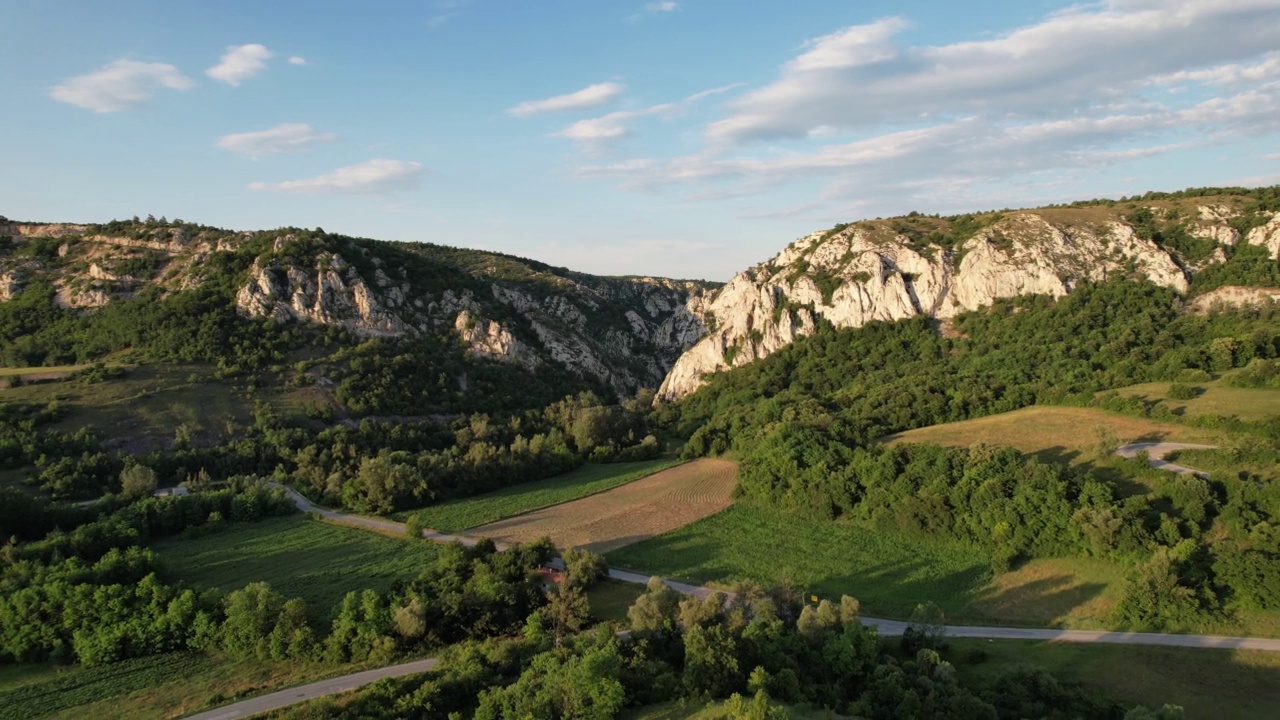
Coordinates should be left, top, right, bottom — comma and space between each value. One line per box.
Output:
0, 219, 714, 397
1189, 285, 1280, 313
228, 239, 712, 395
657, 202, 1252, 400
1246, 212, 1280, 259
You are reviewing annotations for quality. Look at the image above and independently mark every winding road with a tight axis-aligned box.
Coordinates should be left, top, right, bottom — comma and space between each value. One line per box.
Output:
1114, 442, 1218, 476
188, 472, 1279, 719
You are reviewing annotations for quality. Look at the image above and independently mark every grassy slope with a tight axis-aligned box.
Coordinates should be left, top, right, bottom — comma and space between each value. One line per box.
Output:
395, 458, 681, 531
1115, 375, 1280, 421
1, 364, 333, 445
153, 516, 440, 619
607, 503, 991, 619
0, 652, 346, 720
882, 404, 1222, 459
586, 579, 645, 625
951, 639, 1280, 720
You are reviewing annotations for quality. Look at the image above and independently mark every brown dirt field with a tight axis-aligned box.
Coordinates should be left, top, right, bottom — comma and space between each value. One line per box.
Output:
465, 457, 738, 553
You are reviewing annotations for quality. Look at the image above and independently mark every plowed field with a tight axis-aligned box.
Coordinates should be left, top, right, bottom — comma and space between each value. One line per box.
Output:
466, 458, 737, 553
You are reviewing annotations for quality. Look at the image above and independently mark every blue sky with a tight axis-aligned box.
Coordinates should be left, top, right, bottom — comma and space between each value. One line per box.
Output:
3, 0, 1279, 280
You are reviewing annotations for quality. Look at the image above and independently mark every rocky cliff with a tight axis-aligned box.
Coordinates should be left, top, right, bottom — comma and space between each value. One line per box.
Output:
657, 193, 1280, 400
0, 218, 714, 397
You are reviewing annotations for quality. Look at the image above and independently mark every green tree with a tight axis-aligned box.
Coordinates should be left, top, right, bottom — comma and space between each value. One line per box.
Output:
120, 464, 158, 499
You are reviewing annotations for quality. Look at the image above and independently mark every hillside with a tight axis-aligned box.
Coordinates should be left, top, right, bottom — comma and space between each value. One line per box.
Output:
660, 187, 1280, 399
0, 217, 716, 401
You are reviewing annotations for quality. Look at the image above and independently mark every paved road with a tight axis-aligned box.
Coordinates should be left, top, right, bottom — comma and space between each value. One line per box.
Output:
189, 480, 1280, 719
1115, 442, 1217, 476
182, 657, 438, 720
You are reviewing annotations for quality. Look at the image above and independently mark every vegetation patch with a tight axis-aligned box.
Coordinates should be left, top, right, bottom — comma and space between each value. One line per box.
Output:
467, 458, 737, 553
607, 502, 991, 619
153, 516, 441, 618
951, 639, 1280, 720
398, 458, 679, 531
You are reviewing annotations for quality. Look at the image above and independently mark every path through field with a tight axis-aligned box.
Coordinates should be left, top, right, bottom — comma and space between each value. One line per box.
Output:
466, 458, 738, 553
1115, 442, 1218, 476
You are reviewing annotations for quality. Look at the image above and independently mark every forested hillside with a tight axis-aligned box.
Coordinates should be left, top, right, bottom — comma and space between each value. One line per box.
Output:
664, 278, 1280, 631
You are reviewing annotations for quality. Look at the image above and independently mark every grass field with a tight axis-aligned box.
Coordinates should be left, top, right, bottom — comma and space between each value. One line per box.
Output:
0, 364, 93, 378
951, 638, 1280, 720
469, 458, 738, 554
586, 579, 645, 625
153, 516, 440, 619
607, 503, 991, 619
882, 405, 1221, 460
396, 459, 682, 531
1114, 376, 1280, 421
964, 557, 1126, 629
0, 652, 344, 720
0, 363, 336, 452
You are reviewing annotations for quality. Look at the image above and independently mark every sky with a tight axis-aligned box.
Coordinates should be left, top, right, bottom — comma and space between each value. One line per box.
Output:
2, 0, 1279, 281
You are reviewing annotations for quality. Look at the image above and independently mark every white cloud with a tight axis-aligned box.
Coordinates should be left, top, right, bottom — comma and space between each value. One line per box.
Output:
249, 159, 424, 194
49, 59, 195, 113
507, 82, 625, 118
569, 0, 1280, 221
215, 123, 338, 157
553, 84, 742, 150
288, 56, 307, 66
206, 44, 273, 86
709, 1, 1280, 143
1265, 152, 1280, 160
644, 2, 678, 12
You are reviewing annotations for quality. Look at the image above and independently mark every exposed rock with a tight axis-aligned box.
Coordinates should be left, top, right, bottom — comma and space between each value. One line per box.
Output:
235, 254, 407, 337
0, 272, 20, 301
1246, 213, 1280, 259
659, 211, 1196, 400
455, 310, 539, 369
1189, 285, 1280, 314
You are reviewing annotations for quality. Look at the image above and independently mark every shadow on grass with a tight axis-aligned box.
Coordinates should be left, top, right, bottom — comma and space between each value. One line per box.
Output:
965, 572, 1109, 628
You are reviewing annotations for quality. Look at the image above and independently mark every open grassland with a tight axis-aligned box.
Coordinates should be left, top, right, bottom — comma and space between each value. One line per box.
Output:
883, 405, 1222, 459
951, 639, 1280, 720
1169, 447, 1280, 484
964, 557, 1126, 629
607, 503, 991, 619
0, 652, 343, 720
468, 458, 737, 554
397, 458, 681, 531
586, 579, 645, 626
1114, 376, 1280, 421
0, 363, 336, 448
625, 700, 849, 720
153, 516, 439, 619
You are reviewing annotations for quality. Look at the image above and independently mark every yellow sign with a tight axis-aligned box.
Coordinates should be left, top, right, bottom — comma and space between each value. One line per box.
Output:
810, 594, 819, 603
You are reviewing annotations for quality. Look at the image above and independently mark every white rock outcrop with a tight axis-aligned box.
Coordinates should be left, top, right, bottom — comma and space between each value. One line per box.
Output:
1246, 213, 1280, 259
1189, 285, 1280, 313
658, 212, 1195, 400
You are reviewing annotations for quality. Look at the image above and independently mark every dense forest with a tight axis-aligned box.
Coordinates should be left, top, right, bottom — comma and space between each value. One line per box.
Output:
663, 279, 1280, 630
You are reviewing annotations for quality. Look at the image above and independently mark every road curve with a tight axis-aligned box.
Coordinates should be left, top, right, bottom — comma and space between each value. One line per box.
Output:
1115, 442, 1217, 476
181, 657, 438, 720
269, 482, 1280, 649
184, 480, 1280, 718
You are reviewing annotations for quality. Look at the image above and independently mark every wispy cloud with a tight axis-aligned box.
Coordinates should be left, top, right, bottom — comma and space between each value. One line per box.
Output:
49, 59, 195, 113
249, 158, 424, 194
553, 84, 742, 151
630, 2, 679, 21
288, 56, 308, 66
216, 123, 338, 158
207, 44, 273, 86
428, 0, 474, 28
572, 0, 1280, 218
709, 2, 1280, 143
507, 82, 625, 118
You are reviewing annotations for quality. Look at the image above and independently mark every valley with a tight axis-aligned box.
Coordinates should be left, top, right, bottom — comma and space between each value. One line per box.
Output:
3, 186, 1280, 719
